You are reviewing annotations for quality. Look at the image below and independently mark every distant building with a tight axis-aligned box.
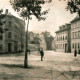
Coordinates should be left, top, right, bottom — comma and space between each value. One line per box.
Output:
71, 15, 80, 53
55, 24, 71, 53
0, 10, 25, 53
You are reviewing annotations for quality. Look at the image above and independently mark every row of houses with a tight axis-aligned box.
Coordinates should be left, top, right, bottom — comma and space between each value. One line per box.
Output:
0, 10, 25, 53
55, 15, 80, 53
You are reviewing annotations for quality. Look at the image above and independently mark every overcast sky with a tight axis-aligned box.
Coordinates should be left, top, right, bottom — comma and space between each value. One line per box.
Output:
0, 0, 77, 36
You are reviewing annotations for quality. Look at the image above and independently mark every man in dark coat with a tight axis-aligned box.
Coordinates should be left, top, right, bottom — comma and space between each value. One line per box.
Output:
40, 48, 44, 61
74, 49, 77, 57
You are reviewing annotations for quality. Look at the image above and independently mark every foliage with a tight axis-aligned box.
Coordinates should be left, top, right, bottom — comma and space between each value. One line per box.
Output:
0, 9, 6, 33
67, 0, 80, 16
10, 0, 51, 21
41, 31, 54, 50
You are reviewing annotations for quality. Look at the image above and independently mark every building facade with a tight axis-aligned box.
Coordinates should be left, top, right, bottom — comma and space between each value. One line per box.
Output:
55, 24, 71, 53
71, 16, 80, 53
0, 10, 25, 53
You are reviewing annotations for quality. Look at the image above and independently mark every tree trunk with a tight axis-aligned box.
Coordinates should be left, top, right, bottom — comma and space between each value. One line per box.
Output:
24, 17, 29, 68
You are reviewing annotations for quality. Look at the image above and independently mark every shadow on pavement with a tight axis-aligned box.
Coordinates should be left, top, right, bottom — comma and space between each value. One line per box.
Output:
0, 63, 43, 69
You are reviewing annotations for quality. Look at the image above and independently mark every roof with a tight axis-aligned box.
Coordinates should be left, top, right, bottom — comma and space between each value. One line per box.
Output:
55, 24, 71, 33
55, 27, 70, 33
71, 15, 80, 23
6, 14, 25, 27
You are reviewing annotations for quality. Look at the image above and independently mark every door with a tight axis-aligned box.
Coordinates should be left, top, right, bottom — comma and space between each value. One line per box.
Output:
65, 44, 67, 53
8, 43, 12, 52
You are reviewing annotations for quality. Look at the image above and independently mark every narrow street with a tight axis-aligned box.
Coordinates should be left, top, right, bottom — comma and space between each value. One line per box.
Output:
0, 51, 80, 80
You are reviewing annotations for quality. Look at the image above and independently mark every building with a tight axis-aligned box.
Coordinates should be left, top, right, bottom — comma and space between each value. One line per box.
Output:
0, 10, 25, 53
71, 15, 80, 53
55, 24, 71, 53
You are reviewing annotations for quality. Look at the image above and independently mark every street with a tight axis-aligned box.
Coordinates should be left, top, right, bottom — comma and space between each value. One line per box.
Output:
0, 51, 80, 80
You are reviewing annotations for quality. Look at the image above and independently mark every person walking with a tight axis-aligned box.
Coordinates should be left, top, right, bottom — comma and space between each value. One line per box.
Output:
74, 49, 77, 57
40, 48, 44, 61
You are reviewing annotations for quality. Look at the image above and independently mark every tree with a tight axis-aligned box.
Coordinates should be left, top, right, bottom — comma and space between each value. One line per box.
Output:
67, 0, 80, 17
42, 31, 54, 50
0, 9, 7, 33
10, 0, 52, 68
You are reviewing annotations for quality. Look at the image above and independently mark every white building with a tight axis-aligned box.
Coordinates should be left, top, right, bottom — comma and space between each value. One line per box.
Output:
71, 15, 80, 53
55, 24, 71, 53
0, 10, 25, 53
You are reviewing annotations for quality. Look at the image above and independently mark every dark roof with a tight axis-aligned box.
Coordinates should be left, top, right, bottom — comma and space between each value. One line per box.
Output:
55, 27, 71, 33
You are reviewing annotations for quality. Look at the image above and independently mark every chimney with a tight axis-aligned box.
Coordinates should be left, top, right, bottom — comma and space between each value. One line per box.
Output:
5, 9, 8, 15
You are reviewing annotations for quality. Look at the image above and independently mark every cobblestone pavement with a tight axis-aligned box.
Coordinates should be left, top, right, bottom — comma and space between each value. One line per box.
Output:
0, 51, 80, 80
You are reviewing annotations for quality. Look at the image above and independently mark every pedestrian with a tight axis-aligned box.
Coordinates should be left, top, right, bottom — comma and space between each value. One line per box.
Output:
40, 48, 44, 61
74, 49, 77, 57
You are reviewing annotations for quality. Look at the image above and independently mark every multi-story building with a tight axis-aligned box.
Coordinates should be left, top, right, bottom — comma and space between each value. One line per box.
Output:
0, 10, 25, 53
71, 15, 80, 53
55, 24, 71, 53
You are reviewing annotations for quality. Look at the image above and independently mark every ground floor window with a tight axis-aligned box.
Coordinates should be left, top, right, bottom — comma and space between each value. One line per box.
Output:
72, 43, 74, 49
0, 45, 2, 51
0, 33, 2, 40
72, 43, 80, 49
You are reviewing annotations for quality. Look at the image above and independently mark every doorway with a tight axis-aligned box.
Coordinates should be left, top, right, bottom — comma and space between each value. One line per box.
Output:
65, 44, 67, 53
8, 43, 12, 52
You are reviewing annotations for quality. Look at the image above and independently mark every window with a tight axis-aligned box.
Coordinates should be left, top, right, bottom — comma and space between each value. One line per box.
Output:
78, 31, 80, 38
0, 33, 2, 40
63, 36, 64, 41
63, 44, 64, 49
61, 36, 62, 41
78, 43, 79, 49
9, 21, 11, 27
75, 43, 76, 49
0, 45, 2, 51
74, 32, 77, 38
8, 32, 11, 38
72, 43, 74, 49
75, 31, 78, 38
72, 32, 74, 39
65, 35, 67, 40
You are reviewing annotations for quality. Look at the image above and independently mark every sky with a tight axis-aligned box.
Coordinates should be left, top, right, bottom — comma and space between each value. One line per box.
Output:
0, 0, 77, 36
